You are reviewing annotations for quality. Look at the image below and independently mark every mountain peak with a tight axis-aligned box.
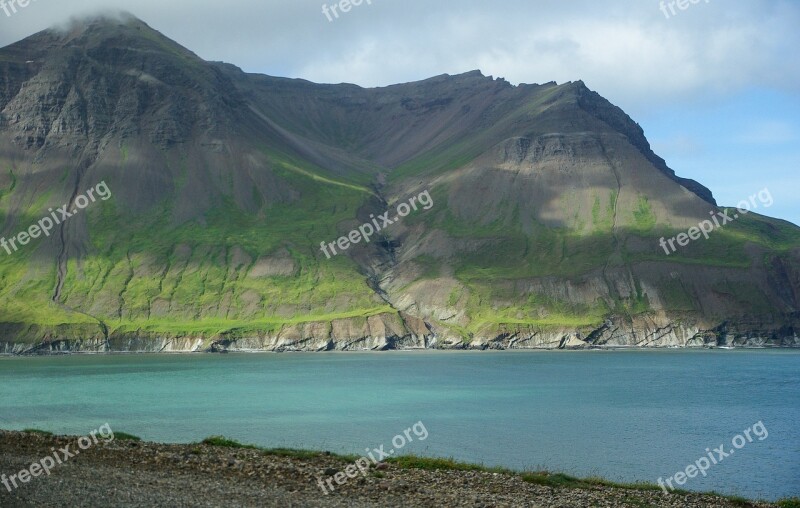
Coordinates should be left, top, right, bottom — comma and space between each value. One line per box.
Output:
1, 11, 191, 62
0, 11, 202, 67
36, 10, 149, 42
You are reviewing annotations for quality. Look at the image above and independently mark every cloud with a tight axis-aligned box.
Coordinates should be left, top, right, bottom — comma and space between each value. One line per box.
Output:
0, 0, 799, 107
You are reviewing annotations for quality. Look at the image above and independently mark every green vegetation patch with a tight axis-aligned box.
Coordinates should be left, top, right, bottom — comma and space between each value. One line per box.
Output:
114, 432, 142, 442
22, 429, 54, 436
631, 195, 656, 232
200, 436, 260, 450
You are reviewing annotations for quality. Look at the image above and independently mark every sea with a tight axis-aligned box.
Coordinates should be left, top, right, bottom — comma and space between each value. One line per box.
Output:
1, 349, 798, 500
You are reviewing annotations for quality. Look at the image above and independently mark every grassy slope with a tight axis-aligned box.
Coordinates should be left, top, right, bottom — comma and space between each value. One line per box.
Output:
0, 147, 392, 340
384, 99, 800, 335
1, 63, 799, 343
3, 134, 799, 342
410, 195, 800, 334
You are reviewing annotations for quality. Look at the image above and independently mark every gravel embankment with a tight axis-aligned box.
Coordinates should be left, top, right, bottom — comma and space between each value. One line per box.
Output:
0, 430, 781, 507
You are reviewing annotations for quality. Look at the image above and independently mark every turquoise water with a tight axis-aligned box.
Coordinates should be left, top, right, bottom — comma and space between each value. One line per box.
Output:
1, 350, 798, 500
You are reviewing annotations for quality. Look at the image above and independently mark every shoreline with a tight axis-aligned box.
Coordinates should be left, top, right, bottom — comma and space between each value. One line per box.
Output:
1, 430, 794, 507
1, 344, 797, 358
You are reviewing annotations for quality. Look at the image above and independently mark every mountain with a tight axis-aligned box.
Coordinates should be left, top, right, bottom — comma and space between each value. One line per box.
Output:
0, 13, 798, 353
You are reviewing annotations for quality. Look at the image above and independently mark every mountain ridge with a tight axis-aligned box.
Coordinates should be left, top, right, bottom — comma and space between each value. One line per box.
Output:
0, 14, 798, 354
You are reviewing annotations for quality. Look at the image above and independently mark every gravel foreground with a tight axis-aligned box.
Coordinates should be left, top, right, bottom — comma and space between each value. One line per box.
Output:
0, 430, 782, 508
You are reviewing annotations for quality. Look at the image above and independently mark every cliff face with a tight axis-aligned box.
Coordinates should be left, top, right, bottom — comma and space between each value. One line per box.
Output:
5, 313, 799, 354
0, 14, 798, 354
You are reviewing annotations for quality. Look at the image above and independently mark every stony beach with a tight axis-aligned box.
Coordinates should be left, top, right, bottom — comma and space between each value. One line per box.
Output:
0, 430, 788, 508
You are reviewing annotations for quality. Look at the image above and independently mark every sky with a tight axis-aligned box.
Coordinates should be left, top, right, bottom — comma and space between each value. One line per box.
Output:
1, 0, 798, 225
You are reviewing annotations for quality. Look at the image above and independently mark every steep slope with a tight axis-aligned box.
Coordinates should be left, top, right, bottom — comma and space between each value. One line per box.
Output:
0, 14, 798, 353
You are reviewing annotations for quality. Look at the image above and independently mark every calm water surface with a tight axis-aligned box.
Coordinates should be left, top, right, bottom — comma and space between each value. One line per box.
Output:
1, 350, 798, 500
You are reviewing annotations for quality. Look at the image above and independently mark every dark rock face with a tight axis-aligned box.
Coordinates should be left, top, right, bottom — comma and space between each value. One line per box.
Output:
0, 14, 798, 353
573, 83, 715, 204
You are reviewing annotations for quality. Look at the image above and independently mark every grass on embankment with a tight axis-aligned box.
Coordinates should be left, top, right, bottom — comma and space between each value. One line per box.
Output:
385, 454, 671, 493
22, 429, 54, 436
114, 432, 142, 441
22, 428, 141, 441
197, 436, 798, 506
13, 431, 799, 506
200, 435, 358, 461
388, 456, 800, 507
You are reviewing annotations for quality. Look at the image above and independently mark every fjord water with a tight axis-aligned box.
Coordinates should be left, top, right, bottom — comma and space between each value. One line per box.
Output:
1, 350, 798, 500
